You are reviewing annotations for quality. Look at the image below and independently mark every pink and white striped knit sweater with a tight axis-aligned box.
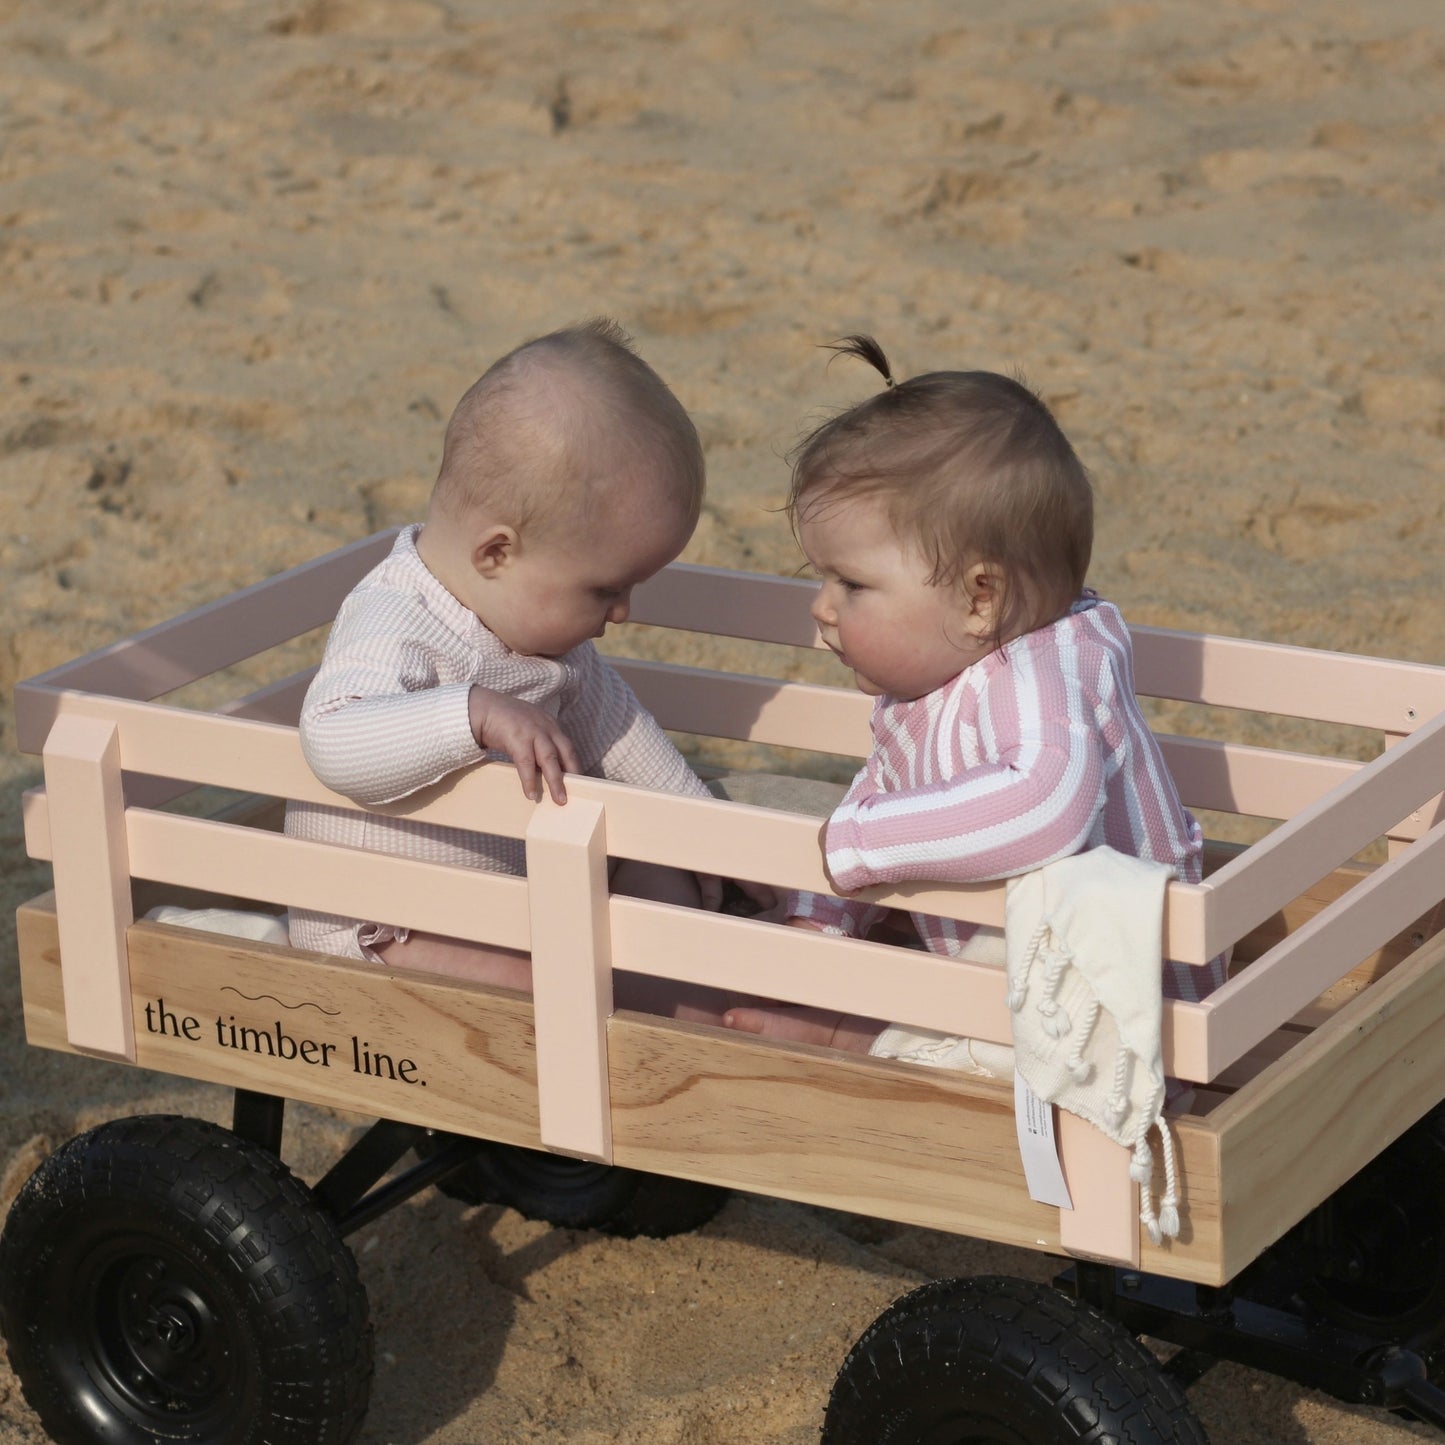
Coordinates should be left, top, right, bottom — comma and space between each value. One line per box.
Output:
787, 597, 1227, 1004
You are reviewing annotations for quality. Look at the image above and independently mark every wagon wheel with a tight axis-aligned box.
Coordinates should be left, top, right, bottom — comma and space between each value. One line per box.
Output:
417, 1133, 728, 1239
1296, 1103, 1445, 1349
823, 1275, 1209, 1445
0, 1115, 372, 1445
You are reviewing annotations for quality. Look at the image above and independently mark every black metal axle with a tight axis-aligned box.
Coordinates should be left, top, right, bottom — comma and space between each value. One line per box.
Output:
229, 1089, 486, 1237
1062, 1262, 1445, 1425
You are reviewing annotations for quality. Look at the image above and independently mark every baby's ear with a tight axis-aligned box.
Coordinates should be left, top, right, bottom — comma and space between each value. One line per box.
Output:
962, 560, 1005, 628
472, 524, 518, 576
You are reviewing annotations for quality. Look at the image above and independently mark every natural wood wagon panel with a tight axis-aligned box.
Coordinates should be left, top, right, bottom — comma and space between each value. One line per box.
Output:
604, 1014, 1226, 1284
1210, 929, 1445, 1281
18, 900, 544, 1146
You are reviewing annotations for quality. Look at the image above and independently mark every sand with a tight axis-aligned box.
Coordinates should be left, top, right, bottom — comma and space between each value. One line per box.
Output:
2, 0, 1443, 1439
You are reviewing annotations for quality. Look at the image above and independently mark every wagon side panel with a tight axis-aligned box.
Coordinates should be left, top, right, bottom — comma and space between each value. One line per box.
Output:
1211, 929, 1445, 1281
17, 900, 543, 1146
604, 1013, 1226, 1283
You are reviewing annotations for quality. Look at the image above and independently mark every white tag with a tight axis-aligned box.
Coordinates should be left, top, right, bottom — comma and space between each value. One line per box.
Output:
1014, 1073, 1073, 1209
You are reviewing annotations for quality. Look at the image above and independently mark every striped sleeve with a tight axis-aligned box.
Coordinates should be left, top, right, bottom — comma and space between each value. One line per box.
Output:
824, 643, 1107, 891
560, 645, 711, 799
780, 888, 888, 937
781, 757, 889, 935
299, 589, 481, 806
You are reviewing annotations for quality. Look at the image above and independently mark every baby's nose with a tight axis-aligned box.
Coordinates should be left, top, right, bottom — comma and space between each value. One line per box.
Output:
810, 589, 834, 626
608, 596, 631, 624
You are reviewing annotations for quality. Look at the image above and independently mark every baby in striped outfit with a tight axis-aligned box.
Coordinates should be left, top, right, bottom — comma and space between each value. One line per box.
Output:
286, 319, 767, 1016
725, 335, 1228, 1055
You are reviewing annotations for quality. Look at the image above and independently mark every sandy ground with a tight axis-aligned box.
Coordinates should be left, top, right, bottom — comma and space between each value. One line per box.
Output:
3, 0, 1444, 1440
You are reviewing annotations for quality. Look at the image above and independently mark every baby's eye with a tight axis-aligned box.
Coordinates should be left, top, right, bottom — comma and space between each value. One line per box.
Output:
838, 577, 864, 593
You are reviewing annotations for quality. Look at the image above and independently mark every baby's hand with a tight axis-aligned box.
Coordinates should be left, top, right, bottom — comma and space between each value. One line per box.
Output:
732, 878, 781, 915
468, 686, 580, 804
696, 876, 783, 917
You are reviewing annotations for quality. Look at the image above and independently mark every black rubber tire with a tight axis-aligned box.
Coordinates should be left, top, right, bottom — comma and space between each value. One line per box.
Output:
419, 1133, 728, 1239
823, 1275, 1210, 1445
0, 1115, 372, 1445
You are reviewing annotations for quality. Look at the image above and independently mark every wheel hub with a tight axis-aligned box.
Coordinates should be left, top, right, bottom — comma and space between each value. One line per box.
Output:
150, 1302, 198, 1354
87, 1245, 238, 1420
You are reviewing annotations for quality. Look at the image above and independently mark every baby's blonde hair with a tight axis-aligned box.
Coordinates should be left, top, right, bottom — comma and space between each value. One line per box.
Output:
432, 318, 704, 538
789, 336, 1093, 647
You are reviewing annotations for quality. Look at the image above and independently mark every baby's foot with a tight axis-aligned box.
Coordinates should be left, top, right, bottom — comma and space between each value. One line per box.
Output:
724, 1004, 845, 1047
724, 1005, 882, 1054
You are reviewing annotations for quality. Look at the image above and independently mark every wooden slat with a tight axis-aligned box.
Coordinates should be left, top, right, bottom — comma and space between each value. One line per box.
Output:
1159, 736, 1372, 832
628, 563, 824, 647
624, 659, 1397, 830
1207, 1028, 1303, 1093
630, 563, 1445, 737
615, 658, 871, 758
527, 800, 614, 1161
122, 809, 534, 951
1202, 708, 1445, 961
216, 666, 315, 727
44, 717, 135, 1059
1204, 814, 1445, 1081
17, 695, 541, 854
1383, 728, 1445, 858
605, 895, 1215, 1083
82, 670, 320, 816
12, 530, 393, 749
1057, 1114, 1139, 1267
1128, 626, 1445, 733
611, 896, 1010, 1043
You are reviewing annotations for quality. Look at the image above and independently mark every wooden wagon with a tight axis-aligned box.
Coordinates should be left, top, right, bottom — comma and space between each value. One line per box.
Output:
4, 527, 1445, 1443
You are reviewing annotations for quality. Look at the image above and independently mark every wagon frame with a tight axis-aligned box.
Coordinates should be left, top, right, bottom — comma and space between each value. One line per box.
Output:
6, 525, 1445, 1440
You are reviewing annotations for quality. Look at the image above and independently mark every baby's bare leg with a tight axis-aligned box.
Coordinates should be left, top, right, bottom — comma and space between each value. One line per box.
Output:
723, 1005, 883, 1053
374, 932, 533, 990
609, 857, 702, 908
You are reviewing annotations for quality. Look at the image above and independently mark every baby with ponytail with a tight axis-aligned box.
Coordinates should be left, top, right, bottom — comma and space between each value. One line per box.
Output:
726, 337, 1227, 1058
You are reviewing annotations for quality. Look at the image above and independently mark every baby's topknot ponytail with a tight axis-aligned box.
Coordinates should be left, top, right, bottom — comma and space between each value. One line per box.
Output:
825, 334, 897, 390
